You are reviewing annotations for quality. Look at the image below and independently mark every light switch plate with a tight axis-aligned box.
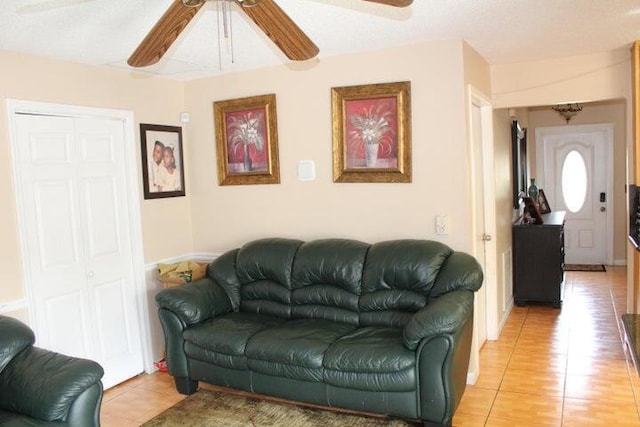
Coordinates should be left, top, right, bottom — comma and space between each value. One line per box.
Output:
297, 160, 316, 181
436, 215, 449, 235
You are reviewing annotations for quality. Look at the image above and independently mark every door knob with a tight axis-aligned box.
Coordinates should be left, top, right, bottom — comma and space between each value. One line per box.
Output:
482, 234, 493, 241
600, 206, 606, 212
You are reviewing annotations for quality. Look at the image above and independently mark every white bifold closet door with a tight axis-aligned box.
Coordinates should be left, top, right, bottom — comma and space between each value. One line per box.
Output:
14, 113, 144, 389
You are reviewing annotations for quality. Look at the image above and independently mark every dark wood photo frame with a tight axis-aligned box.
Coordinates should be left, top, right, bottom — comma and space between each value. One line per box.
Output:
537, 188, 551, 214
140, 124, 186, 199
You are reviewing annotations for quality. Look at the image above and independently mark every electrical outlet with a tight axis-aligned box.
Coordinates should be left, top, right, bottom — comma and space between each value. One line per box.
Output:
436, 215, 448, 235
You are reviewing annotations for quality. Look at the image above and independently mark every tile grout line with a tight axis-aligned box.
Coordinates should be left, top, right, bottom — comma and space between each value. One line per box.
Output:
482, 305, 528, 426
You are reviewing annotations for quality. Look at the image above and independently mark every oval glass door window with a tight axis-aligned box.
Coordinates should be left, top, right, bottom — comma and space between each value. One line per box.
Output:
561, 150, 587, 213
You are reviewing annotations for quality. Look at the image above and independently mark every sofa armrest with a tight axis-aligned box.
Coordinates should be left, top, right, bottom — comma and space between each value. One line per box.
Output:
0, 316, 35, 374
65, 382, 103, 426
0, 347, 103, 424
403, 290, 474, 350
155, 277, 233, 325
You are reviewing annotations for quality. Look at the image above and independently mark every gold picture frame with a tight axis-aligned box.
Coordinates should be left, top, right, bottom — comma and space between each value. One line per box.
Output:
332, 81, 411, 183
213, 94, 280, 186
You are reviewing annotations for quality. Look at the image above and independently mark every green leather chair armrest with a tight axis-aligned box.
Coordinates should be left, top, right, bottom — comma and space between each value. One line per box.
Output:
403, 290, 474, 350
156, 277, 233, 325
0, 347, 104, 425
0, 316, 35, 373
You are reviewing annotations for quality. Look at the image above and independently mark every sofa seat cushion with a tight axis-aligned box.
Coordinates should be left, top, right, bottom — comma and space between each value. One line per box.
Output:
183, 313, 285, 369
323, 327, 416, 392
245, 319, 356, 382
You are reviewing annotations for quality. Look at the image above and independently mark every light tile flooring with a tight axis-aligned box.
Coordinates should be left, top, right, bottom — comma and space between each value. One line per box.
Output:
101, 267, 640, 426
455, 266, 640, 426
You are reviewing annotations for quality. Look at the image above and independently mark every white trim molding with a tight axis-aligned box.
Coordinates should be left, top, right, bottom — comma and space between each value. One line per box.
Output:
0, 299, 28, 315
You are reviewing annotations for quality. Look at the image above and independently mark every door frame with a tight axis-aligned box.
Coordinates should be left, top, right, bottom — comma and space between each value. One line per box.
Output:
468, 86, 498, 381
5, 99, 153, 373
535, 123, 615, 265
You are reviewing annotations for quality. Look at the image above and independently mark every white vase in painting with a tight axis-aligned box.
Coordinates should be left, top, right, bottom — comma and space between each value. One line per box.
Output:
365, 143, 379, 167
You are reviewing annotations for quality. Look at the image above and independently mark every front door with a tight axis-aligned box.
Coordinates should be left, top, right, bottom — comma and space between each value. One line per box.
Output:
13, 112, 144, 388
536, 124, 613, 265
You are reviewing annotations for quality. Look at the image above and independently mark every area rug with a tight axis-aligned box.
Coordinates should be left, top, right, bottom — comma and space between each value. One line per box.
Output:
564, 264, 606, 272
142, 389, 414, 427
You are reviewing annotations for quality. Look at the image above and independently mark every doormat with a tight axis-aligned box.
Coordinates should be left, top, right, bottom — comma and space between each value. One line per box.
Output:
142, 389, 413, 427
564, 264, 606, 272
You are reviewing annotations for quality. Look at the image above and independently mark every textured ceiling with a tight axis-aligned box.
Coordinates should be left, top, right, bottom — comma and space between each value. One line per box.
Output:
2, 0, 640, 80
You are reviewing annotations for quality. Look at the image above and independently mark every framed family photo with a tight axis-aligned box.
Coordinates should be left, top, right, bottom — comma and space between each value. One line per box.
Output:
213, 94, 280, 186
140, 124, 186, 199
332, 81, 412, 183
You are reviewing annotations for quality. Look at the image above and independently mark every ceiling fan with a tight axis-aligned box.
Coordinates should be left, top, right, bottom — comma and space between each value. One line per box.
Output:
127, 0, 413, 68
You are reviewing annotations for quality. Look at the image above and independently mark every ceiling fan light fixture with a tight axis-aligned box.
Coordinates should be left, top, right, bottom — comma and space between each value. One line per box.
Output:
237, 0, 259, 7
182, 0, 205, 7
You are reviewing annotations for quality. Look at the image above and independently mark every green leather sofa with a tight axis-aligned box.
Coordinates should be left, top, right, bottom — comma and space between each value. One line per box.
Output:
156, 238, 483, 427
0, 316, 104, 426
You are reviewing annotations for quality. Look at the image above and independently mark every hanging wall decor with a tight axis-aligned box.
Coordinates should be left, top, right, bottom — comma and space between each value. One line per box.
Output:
140, 123, 186, 199
213, 94, 280, 186
331, 81, 411, 183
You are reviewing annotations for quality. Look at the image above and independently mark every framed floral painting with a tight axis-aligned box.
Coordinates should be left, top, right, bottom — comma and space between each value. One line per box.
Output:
213, 94, 280, 186
332, 81, 411, 183
140, 123, 186, 199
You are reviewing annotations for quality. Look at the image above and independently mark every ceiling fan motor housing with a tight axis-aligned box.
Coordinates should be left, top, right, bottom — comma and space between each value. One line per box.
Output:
132, 0, 411, 67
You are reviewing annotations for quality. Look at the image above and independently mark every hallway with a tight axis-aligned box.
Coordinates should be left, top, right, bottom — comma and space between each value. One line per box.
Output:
454, 266, 640, 426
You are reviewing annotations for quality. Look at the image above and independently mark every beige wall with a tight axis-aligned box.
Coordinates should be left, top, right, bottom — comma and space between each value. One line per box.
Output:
528, 101, 628, 263
491, 49, 631, 109
463, 42, 492, 95
0, 50, 194, 305
184, 40, 478, 253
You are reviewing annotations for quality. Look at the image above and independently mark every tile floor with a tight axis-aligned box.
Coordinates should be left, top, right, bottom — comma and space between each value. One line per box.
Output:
101, 266, 640, 426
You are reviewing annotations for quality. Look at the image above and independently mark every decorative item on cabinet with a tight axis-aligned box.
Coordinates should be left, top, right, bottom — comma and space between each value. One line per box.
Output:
537, 188, 551, 214
522, 196, 544, 224
528, 178, 539, 199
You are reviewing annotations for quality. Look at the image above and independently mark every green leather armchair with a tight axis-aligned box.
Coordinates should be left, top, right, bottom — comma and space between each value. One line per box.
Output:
0, 315, 104, 426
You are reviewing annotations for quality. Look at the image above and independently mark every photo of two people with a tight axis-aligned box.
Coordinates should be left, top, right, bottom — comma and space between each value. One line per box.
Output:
140, 124, 185, 199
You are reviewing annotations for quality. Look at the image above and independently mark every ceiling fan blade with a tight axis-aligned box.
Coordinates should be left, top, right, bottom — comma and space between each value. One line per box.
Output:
360, 0, 413, 6
238, 0, 319, 61
128, 0, 204, 68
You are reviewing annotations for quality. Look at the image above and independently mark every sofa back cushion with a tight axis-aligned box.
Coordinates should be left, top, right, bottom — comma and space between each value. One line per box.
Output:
360, 240, 453, 327
222, 238, 476, 327
236, 238, 303, 319
291, 239, 369, 325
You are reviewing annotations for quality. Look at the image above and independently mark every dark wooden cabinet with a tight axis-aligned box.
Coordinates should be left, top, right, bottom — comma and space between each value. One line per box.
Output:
512, 211, 566, 308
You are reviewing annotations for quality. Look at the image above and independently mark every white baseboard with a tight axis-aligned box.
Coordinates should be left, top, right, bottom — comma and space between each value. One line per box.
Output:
613, 259, 627, 266
467, 369, 479, 385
